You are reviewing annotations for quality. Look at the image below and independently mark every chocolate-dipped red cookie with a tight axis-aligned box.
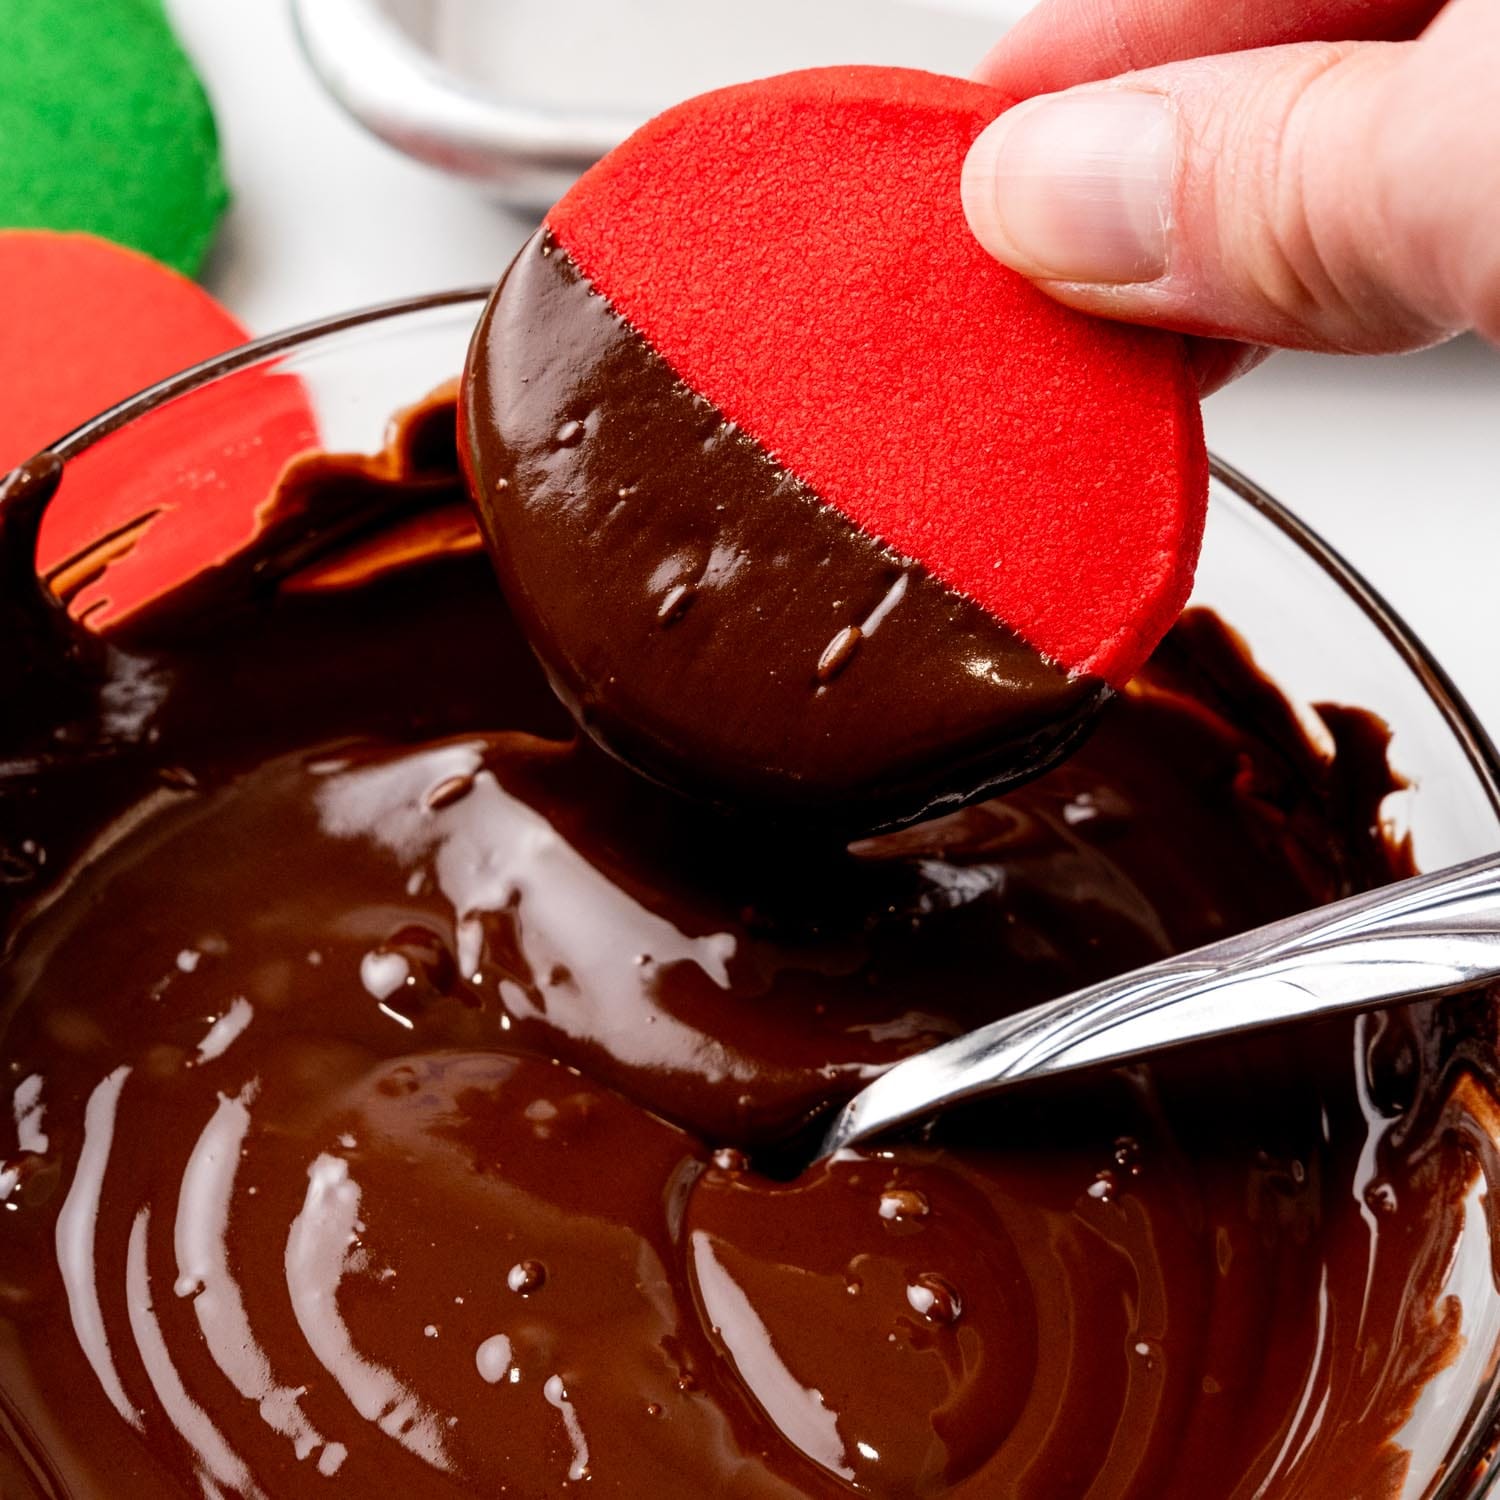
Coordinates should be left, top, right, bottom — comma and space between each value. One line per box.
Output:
461, 67, 1208, 831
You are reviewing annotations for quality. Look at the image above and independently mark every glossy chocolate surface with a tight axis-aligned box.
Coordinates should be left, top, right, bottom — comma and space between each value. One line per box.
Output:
0, 400, 1494, 1498
461, 232, 1107, 832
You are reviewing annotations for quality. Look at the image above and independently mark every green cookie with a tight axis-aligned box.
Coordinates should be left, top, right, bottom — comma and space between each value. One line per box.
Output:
0, 0, 228, 276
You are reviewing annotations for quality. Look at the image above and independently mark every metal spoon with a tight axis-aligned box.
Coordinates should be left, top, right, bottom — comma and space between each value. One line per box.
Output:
821, 847, 1500, 1157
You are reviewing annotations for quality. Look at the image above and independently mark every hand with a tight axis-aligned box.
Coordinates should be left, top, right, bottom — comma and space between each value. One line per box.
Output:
961, 0, 1500, 392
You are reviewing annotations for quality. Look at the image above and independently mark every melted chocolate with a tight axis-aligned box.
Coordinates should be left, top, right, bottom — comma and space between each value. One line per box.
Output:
461, 232, 1107, 833
0, 396, 1495, 1498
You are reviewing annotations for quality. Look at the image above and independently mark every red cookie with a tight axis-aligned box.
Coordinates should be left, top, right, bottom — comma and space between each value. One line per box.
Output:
0, 231, 318, 624
548, 66, 1206, 685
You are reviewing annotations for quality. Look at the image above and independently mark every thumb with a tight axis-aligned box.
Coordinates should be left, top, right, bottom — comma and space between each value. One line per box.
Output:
961, 6, 1500, 353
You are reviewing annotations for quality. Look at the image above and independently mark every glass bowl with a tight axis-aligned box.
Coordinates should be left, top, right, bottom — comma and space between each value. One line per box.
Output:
18, 292, 1500, 1498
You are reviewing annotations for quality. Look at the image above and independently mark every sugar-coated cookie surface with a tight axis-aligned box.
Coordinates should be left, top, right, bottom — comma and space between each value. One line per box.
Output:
0, 232, 248, 474
548, 66, 1207, 685
0, 0, 227, 276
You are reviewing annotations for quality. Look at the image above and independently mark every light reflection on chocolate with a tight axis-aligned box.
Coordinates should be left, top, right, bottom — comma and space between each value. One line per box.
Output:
0, 397, 1495, 1497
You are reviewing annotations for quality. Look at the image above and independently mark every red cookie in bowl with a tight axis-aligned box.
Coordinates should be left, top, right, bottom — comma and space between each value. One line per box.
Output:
0, 231, 318, 625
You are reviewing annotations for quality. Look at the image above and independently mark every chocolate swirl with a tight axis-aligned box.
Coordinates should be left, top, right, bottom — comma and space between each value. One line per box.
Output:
0, 397, 1491, 1498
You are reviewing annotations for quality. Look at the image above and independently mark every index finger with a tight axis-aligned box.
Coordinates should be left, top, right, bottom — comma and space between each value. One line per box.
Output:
977, 0, 1444, 96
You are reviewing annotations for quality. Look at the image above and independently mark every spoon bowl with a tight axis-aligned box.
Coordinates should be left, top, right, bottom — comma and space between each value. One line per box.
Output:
822, 847, 1500, 1156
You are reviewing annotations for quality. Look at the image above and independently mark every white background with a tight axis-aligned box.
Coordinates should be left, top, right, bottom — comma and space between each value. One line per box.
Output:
165, 1, 1500, 734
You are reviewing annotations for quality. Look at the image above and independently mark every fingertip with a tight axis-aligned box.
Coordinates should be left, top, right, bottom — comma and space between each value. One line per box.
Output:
1187, 339, 1273, 396
960, 115, 1019, 266
970, 34, 1013, 88
961, 91, 1175, 284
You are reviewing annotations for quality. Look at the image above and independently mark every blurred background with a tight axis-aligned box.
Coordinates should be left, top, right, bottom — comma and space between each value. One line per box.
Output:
168, 0, 1500, 732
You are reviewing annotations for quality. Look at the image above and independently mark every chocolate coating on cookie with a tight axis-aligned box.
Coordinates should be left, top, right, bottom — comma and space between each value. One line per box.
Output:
461, 231, 1107, 832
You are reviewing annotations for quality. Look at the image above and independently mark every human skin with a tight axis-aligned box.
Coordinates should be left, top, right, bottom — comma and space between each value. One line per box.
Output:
960, 0, 1500, 392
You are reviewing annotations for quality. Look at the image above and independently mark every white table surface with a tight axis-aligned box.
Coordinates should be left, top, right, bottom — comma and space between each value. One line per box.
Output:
166, 0, 1500, 738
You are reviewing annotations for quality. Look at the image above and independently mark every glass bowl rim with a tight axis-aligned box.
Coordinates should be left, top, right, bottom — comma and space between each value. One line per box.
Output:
31, 284, 1500, 824
14, 286, 1500, 1493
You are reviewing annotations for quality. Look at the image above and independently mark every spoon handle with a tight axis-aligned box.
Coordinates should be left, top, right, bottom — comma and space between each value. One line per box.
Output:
821, 848, 1500, 1156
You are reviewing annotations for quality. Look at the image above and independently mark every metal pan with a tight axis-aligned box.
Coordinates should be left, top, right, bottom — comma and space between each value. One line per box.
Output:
293, 0, 1028, 207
